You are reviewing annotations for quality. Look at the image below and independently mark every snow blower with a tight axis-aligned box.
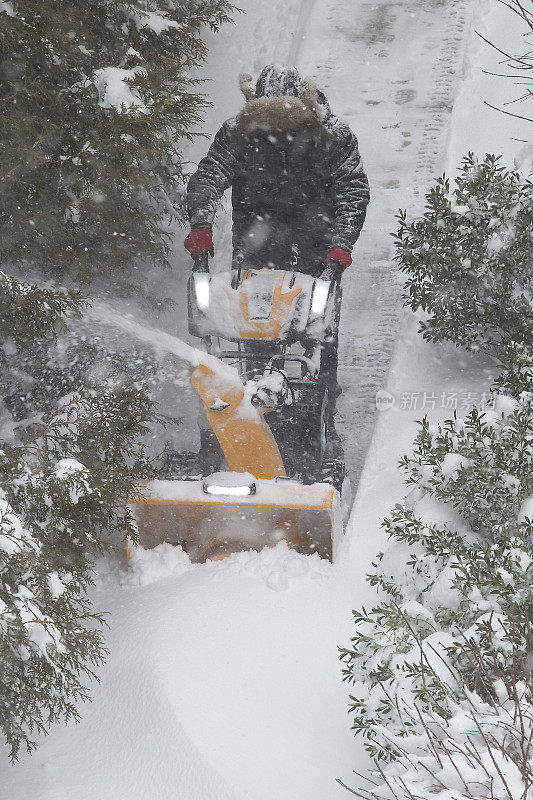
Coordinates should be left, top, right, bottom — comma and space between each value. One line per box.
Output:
128, 258, 347, 563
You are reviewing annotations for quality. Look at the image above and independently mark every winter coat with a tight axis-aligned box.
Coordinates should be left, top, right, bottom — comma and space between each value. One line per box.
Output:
186, 81, 370, 276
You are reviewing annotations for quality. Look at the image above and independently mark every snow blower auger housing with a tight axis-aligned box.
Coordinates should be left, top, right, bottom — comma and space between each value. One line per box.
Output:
129, 266, 345, 564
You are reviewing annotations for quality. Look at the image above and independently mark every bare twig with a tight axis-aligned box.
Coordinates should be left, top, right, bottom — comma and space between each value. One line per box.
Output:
335, 778, 368, 798
476, 29, 533, 69
484, 100, 533, 123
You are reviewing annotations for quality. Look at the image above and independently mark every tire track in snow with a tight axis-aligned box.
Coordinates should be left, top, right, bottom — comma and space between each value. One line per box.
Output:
294, 0, 473, 489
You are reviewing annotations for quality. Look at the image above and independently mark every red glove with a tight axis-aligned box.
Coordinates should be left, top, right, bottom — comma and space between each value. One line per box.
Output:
320, 248, 352, 281
184, 226, 214, 259
324, 247, 352, 270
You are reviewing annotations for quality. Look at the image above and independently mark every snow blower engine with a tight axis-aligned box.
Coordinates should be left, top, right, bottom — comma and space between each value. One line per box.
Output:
128, 256, 346, 563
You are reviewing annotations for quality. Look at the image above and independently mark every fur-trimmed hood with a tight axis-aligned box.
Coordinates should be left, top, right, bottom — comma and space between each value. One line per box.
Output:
237, 72, 330, 137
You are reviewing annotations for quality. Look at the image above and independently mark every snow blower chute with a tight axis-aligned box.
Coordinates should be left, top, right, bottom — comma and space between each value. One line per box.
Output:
128, 263, 346, 563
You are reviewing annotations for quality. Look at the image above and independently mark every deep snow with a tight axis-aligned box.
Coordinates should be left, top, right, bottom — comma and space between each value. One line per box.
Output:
1, 0, 527, 798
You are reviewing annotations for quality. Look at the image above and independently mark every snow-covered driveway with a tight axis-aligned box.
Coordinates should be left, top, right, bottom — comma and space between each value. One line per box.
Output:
1, 1, 479, 798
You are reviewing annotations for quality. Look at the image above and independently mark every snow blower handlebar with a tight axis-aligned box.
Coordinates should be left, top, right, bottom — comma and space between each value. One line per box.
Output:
192, 251, 210, 273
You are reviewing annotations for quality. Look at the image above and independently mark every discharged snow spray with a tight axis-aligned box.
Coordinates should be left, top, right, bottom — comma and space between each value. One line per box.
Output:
86, 303, 238, 379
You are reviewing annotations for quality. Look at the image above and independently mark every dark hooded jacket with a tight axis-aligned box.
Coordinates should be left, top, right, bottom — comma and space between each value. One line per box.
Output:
186, 70, 370, 276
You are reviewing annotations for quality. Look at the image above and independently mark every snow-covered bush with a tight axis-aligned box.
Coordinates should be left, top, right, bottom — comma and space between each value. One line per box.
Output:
398, 394, 533, 541
340, 393, 533, 798
0, 275, 153, 760
343, 130, 533, 800
494, 341, 533, 399
0, 0, 233, 291
396, 154, 533, 383
339, 675, 533, 799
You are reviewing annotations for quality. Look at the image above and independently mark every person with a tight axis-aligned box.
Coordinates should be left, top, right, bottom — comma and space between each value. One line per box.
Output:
184, 64, 370, 452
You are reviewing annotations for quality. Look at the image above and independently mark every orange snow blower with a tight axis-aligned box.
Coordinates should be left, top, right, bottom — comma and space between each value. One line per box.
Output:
128, 261, 346, 563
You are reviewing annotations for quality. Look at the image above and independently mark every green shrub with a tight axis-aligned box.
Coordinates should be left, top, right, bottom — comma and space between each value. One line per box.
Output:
396, 154, 532, 378
340, 395, 533, 797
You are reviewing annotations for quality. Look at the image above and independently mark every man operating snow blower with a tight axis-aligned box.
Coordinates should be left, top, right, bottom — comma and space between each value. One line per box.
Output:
129, 66, 370, 563
184, 64, 370, 455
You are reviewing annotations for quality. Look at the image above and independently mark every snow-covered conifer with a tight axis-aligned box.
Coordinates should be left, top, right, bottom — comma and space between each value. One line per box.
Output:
0, 0, 233, 290
0, 2, 235, 758
0, 275, 153, 760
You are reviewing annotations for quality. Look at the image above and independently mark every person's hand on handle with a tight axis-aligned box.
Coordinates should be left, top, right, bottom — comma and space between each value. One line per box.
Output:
319, 247, 352, 281
184, 226, 213, 273
184, 226, 214, 258
191, 251, 210, 272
